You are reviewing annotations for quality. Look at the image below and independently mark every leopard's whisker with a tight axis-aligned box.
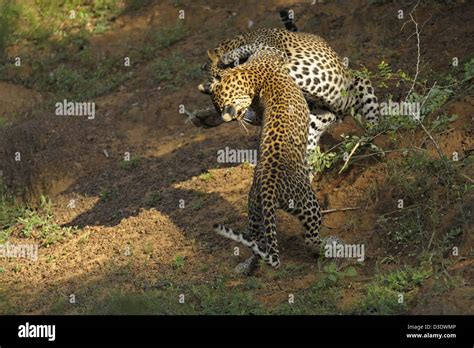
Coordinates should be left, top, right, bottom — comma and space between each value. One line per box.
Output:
239, 118, 250, 134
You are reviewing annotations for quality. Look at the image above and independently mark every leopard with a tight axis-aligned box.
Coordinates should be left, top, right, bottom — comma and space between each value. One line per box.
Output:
208, 46, 342, 271
195, 11, 380, 159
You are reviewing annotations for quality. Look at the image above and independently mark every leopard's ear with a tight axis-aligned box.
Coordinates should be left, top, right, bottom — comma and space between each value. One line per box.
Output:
207, 49, 219, 65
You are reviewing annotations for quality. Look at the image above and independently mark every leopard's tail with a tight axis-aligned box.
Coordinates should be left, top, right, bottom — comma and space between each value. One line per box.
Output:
213, 224, 269, 260
279, 9, 297, 32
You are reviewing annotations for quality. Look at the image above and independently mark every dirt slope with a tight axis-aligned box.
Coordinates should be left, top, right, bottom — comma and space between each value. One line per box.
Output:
0, 0, 472, 314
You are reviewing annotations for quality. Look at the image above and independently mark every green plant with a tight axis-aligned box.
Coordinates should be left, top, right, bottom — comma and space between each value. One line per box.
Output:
0, 185, 25, 242
379, 152, 471, 252
145, 192, 161, 207
442, 227, 463, 252
376, 60, 392, 88
3, 195, 76, 246
309, 146, 338, 174
150, 22, 187, 49
274, 263, 354, 315
0, 0, 19, 57
99, 188, 118, 202
430, 114, 458, 133
191, 198, 205, 210
409, 85, 453, 118
322, 262, 358, 287
172, 255, 185, 269
143, 243, 153, 255
120, 155, 141, 170
149, 53, 201, 88
357, 266, 432, 314
338, 134, 384, 173
198, 172, 213, 182
241, 161, 253, 170
463, 58, 474, 82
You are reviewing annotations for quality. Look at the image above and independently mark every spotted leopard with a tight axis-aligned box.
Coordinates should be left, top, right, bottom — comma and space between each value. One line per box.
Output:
198, 12, 380, 155
209, 47, 340, 269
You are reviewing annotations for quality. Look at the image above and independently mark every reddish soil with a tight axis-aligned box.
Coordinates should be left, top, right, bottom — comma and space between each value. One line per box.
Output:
0, 0, 472, 314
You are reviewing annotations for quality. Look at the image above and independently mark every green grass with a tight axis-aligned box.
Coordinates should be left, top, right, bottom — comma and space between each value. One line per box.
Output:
0, 3, 198, 98
0, 188, 25, 243
145, 191, 161, 207
356, 266, 432, 314
0, 194, 76, 246
309, 133, 384, 174
198, 172, 213, 182
379, 152, 471, 252
1, 44, 132, 100
39, 54, 132, 99
86, 278, 267, 315
274, 262, 358, 315
430, 113, 458, 133
149, 21, 187, 49
0, 0, 123, 59
171, 255, 185, 269
120, 155, 141, 170
0, 0, 20, 57
309, 146, 338, 174
98, 187, 118, 202
69, 264, 361, 315
149, 53, 201, 88
0, 1, 131, 99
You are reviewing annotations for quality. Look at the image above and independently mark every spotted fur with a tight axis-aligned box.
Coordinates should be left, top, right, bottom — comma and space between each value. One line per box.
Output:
200, 27, 380, 152
209, 48, 324, 267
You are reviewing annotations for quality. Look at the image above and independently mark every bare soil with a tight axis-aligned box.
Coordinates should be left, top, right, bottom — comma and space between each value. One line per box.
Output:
0, 0, 472, 314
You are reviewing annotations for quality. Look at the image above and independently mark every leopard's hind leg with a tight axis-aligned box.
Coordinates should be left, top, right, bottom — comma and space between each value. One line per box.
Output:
214, 185, 279, 273
280, 174, 323, 250
307, 109, 337, 156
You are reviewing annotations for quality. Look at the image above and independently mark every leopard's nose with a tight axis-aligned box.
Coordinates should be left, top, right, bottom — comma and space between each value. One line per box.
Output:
222, 105, 236, 122
198, 81, 212, 94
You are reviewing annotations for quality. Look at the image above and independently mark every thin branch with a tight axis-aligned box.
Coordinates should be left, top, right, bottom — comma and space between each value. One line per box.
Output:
419, 122, 444, 159
403, 1, 422, 102
322, 207, 360, 214
410, 81, 445, 159
338, 138, 362, 174
402, 2, 444, 162
459, 173, 474, 183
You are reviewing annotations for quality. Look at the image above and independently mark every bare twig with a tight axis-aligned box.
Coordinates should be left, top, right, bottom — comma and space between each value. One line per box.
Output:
419, 122, 444, 159
412, 82, 445, 159
427, 228, 437, 250
322, 207, 360, 214
401, 0, 422, 102
338, 138, 362, 174
400, 1, 444, 159
459, 173, 474, 183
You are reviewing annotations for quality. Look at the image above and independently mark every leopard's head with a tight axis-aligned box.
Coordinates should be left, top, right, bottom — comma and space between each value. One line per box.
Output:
199, 49, 254, 122
200, 35, 247, 76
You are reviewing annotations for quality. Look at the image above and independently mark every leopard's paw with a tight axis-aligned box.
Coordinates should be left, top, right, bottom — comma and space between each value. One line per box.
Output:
322, 235, 346, 247
234, 255, 259, 275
